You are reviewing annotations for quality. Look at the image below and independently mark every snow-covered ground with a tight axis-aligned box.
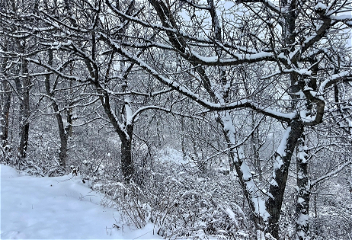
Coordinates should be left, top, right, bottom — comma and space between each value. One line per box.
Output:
0, 164, 161, 240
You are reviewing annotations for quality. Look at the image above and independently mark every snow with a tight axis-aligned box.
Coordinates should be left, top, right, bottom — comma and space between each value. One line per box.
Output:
276, 126, 291, 158
297, 146, 307, 163
256, 230, 265, 240
252, 197, 270, 221
222, 112, 236, 143
330, 14, 352, 21
124, 99, 133, 125
273, 155, 284, 172
157, 147, 189, 165
314, 2, 327, 11
297, 197, 305, 204
270, 179, 278, 187
319, 71, 351, 95
190, 50, 274, 64
296, 213, 309, 226
0, 164, 160, 239
240, 163, 252, 181
225, 207, 238, 228
257, 107, 296, 121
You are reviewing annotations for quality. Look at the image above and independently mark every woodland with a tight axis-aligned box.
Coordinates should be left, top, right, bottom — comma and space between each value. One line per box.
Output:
1, 0, 352, 239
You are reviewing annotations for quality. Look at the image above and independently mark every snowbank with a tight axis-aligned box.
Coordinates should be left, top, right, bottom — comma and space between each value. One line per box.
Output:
0, 164, 160, 239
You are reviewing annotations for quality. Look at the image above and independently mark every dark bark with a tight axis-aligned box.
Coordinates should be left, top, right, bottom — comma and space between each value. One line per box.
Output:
265, 119, 304, 238
0, 56, 12, 150
66, 79, 74, 138
120, 124, 134, 182
45, 50, 68, 168
0, 90, 11, 148
251, 113, 262, 181
295, 135, 310, 239
97, 89, 135, 182
18, 122, 29, 159
18, 57, 30, 160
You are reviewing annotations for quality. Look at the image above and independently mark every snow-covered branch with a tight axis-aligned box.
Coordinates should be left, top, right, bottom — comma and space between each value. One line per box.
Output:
236, 0, 281, 14
319, 70, 352, 94
100, 33, 296, 122
130, 105, 203, 125
204, 116, 265, 162
310, 160, 352, 187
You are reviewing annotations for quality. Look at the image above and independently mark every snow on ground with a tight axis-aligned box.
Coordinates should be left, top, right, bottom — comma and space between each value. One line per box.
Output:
157, 147, 190, 165
0, 164, 161, 240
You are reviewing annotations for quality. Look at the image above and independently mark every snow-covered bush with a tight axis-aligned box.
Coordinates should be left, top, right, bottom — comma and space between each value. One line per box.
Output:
92, 147, 252, 239
146, 159, 251, 239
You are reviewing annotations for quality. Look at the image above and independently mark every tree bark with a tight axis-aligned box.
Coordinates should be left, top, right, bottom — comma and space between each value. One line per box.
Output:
17, 56, 30, 160
0, 87, 11, 148
217, 112, 267, 233
120, 126, 134, 183
97, 88, 135, 182
266, 119, 303, 238
45, 50, 68, 168
295, 134, 310, 239
251, 112, 262, 181
0, 48, 12, 151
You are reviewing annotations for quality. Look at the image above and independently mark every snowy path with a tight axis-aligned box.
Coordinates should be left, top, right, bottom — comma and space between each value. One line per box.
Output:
0, 165, 161, 239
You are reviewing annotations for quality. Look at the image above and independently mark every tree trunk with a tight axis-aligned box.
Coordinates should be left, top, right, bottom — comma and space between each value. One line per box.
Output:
55, 106, 68, 168
0, 89, 11, 148
295, 134, 310, 239
97, 88, 135, 182
0, 70, 11, 151
18, 57, 30, 160
18, 120, 29, 159
217, 113, 235, 172
45, 49, 68, 168
121, 125, 134, 182
266, 119, 303, 238
66, 79, 74, 138
217, 112, 267, 233
251, 112, 262, 181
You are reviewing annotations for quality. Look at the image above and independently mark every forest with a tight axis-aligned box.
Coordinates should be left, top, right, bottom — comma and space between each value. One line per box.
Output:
0, 0, 352, 239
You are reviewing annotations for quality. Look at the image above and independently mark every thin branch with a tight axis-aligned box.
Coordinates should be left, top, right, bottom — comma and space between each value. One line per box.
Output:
310, 160, 352, 187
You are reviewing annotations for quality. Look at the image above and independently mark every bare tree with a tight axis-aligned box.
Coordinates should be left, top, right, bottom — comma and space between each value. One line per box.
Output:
0, 0, 37, 163
28, 0, 176, 182
0, 38, 12, 155
101, 0, 352, 238
2, 0, 351, 238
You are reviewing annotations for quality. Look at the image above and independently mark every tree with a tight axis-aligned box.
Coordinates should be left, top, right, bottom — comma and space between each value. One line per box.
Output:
28, 0, 175, 182
2, 0, 351, 238
0, 0, 38, 163
102, 0, 352, 238
0, 38, 12, 156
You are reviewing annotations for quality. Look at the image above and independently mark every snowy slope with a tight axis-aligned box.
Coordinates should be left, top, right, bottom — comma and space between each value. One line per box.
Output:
0, 164, 161, 239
